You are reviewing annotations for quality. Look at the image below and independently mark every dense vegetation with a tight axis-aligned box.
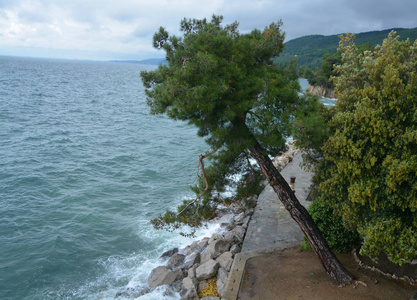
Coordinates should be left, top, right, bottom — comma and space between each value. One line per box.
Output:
296, 32, 417, 265
302, 43, 372, 89
276, 27, 417, 70
141, 16, 301, 230
301, 51, 341, 88
141, 15, 355, 285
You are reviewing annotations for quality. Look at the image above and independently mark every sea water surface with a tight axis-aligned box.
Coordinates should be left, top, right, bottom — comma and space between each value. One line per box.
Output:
0, 56, 215, 300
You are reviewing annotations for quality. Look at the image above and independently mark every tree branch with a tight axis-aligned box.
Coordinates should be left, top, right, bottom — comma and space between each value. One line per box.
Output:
176, 145, 223, 217
243, 150, 256, 175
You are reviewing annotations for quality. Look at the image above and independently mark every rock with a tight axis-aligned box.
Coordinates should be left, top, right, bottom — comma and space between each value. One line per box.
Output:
148, 266, 177, 290
245, 208, 255, 215
224, 226, 245, 243
198, 279, 209, 291
196, 259, 220, 280
174, 281, 183, 292
216, 213, 234, 224
242, 216, 251, 229
206, 239, 231, 260
216, 267, 229, 297
174, 268, 187, 281
163, 286, 176, 297
115, 287, 149, 298
184, 251, 200, 269
307, 84, 336, 98
159, 247, 178, 259
230, 244, 241, 254
216, 251, 233, 271
182, 241, 199, 256
167, 253, 185, 269
223, 231, 240, 244
221, 222, 236, 231
188, 264, 198, 278
200, 297, 221, 300
183, 276, 199, 291
242, 215, 250, 225
181, 288, 199, 300
196, 238, 209, 251
209, 233, 223, 244
234, 212, 245, 224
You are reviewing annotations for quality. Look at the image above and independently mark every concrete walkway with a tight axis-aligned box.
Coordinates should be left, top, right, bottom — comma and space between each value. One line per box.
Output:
223, 152, 313, 299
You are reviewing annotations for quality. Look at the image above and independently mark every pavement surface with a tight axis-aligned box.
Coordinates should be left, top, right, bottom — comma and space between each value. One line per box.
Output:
223, 152, 313, 299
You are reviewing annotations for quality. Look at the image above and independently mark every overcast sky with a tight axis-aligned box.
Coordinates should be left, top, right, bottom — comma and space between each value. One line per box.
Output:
1, 0, 417, 61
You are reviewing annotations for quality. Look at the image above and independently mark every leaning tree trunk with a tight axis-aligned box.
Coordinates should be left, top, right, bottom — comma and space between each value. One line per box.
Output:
249, 142, 354, 286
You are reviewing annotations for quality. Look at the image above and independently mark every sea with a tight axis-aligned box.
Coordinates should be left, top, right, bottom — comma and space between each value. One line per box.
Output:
0, 56, 336, 300
0, 56, 221, 300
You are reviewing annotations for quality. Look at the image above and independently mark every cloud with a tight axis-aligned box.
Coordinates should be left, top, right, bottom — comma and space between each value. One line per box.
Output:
1, 0, 417, 60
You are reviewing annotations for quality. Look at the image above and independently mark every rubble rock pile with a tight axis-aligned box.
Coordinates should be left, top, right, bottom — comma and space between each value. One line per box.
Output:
149, 211, 252, 299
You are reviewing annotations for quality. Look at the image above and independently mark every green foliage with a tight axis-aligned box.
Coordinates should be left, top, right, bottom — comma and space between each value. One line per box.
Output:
319, 32, 417, 265
308, 199, 359, 253
304, 44, 374, 89
229, 169, 265, 210
300, 237, 313, 251
142, 16, 304, 231
304, 52, 341, 88
293, 94, 334, 169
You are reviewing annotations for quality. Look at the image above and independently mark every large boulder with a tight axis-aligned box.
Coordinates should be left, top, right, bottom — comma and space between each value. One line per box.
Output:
216, 251, 233, 271
184, 251, 200, 269
221, 222, 236, 231
174, 268, 187, 281
224, 226, 245, 243
181, 288, 199, 300
182, 276, 199, 291
167, 253, 185, 269
148, 266, 176, 290
188, 264, 198, 279
159, 247, 178, 259
216, 267, 229, 297
223, 231, 240, 244
196, 259, 220, 280
209, 233, 223, 244
202, 239, 231, 262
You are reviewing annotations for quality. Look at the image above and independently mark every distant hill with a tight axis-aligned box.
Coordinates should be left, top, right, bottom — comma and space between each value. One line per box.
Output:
275, 27, 417, 70
110, 58, 167, 65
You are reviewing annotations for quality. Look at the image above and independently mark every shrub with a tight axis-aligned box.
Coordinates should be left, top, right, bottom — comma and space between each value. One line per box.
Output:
308, 198, 359, 253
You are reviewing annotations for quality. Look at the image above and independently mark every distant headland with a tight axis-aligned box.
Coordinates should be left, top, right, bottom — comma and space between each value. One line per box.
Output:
109, 58, 167, 65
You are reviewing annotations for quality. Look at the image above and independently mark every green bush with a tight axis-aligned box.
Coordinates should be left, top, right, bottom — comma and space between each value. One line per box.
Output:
308, 198, 359, 253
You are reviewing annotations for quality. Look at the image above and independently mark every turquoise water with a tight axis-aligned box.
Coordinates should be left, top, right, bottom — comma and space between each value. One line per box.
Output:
298, 78, 336, 107
0, 56, 213, 299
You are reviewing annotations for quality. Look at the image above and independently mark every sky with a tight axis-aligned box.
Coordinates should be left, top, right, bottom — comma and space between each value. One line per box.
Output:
1, 0, 417, 61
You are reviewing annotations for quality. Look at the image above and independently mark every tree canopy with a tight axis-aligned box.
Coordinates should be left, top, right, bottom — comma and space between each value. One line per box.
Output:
297, 32, 417, 265
141, 15, 301, 229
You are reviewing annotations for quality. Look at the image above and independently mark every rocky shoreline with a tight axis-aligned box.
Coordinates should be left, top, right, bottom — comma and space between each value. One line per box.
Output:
307, 84, 336, 99
116, 142, 300, 299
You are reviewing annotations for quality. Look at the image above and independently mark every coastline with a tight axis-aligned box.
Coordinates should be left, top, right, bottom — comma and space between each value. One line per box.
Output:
115, 142, 300, 299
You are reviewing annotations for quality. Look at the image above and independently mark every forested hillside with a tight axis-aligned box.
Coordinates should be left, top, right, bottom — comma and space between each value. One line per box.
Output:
275, 27, 417, 69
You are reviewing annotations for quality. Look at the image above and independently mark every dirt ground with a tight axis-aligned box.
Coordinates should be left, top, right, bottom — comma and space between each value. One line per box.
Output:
238, 246, 416, 300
